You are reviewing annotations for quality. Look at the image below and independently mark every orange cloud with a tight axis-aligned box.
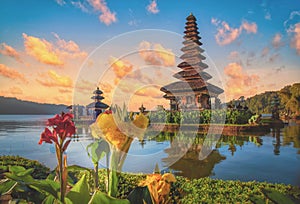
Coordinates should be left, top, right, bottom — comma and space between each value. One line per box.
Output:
37, 70, 73, 88
23, 33, 87, 66
224, 62, 259, 100
23, 33, 64, 66
212, 18, 257, 46
0, 64, 27, 83
147, 0, 159, 14
139, 41, 175, 66
9, 86, 23, 95
290, 23, 300, 55
75, 79, 97, 93
109, 56, 133, 84
134, 85, 164, 99
88, 0, 117, 25
0, 86, 23, 96
0, 43, 22, 62
59, 88, 72, 94
99, 82, 113, 94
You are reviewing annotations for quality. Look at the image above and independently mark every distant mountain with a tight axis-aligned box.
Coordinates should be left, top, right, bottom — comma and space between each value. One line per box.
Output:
0, 96, 68, 114
228, 83, 300, 116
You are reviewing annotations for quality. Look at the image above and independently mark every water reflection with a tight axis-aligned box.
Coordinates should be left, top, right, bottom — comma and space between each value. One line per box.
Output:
283, 124, 300, 154
272, 128, 281, 155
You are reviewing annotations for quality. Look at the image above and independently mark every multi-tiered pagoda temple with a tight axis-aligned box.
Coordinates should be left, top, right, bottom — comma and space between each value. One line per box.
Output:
161, 13, 223, 111
90, 87, 108, 118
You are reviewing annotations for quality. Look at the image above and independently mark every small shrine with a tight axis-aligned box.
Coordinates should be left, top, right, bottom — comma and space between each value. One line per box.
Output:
90, 87, 109, 119
160, 13, 223, 111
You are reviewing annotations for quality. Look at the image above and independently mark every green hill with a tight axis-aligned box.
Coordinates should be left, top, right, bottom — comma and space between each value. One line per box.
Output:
229, 83, 300, 116
0, 96, 68, 114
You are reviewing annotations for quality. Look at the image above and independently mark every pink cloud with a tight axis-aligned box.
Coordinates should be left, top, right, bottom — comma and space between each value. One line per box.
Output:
0, 43, 22, 62
224, 62, 259, 100
147, 0, 159, 14
290, 23, 300, 55
228, 51, 239, 60
0, 64, 27, 83
212, 18, 258, 46
88, 0, 117, 25
261, 47, 269, 57
241, 21, 257, 33
53, 33, 88, 59
272, 33, 284, 48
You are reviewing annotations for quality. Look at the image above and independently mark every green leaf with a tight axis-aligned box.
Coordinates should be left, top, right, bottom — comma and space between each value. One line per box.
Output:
88, 190, 130, 204
29, 179, 60, 199
65, 174, 91, 204
127, 186, 154, 204
5, 172, 34, 184
87, 139, 110, 164
16, 168, 34, 177
9, 165, 26, 174
0, 179, 17, 195
42, 195, 57, 204
262, 189, 295, 204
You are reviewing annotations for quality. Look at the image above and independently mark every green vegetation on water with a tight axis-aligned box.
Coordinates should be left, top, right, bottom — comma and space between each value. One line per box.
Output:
1, 156, 299, 203
149, 109, 254, 125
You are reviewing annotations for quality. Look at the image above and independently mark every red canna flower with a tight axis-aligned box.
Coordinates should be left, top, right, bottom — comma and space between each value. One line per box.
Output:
39, 112, 75, 153
39, 112, 75, 203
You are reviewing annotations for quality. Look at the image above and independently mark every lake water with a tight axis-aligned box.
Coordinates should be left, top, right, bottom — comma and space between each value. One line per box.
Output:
0, 115, 299, 186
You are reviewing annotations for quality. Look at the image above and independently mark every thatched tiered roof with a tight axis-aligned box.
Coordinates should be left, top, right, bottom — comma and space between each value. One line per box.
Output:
160, 13, 223, 100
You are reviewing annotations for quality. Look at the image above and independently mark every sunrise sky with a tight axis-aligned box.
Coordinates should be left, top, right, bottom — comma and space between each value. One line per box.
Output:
1, 0, 300, 111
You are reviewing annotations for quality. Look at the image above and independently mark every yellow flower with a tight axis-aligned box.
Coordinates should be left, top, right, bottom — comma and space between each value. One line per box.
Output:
133, 113, 149, 129
91, 110, 149, 152
139, 173, 176, 204
95, 112, 117, 134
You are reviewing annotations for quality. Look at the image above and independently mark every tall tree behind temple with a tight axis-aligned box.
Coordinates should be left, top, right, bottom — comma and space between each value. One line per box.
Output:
229, 83, 300, 116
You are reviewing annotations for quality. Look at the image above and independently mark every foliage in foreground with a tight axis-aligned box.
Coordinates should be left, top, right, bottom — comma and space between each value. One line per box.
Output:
0, 155, 50, 179
1, 156, 300, 203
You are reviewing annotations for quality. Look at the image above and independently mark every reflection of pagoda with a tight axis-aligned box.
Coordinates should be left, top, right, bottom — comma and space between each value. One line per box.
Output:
161, 14, 223, 111
163, 144, 225, 179
88, 87, 109, 119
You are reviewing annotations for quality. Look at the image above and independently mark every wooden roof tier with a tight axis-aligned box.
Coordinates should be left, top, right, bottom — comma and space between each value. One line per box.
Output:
183, 39, 202, 46
161, 82, 223, 96
180, 52, 206, 60
184, 30, 199, 35
173, 70, 212, 80
181, 45, 204, 53
177, 61, 208, 70
186, 13, 196, 20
